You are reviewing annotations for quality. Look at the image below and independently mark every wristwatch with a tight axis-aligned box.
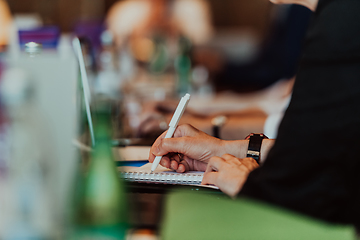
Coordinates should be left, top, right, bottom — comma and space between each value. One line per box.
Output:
245, 133, 268, 163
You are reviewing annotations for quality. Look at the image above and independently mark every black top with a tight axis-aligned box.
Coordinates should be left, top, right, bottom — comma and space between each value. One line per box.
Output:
214, 4, 312, 92
241, 0, 360, 227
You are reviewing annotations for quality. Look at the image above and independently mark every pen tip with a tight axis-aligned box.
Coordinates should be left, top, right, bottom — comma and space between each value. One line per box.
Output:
150, 170, 153, 174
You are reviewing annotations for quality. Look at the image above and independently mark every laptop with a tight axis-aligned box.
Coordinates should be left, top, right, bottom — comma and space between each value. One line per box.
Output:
72, 37, 150, 164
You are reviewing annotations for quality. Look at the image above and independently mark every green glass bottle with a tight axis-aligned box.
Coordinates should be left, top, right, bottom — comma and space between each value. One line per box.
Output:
149, 35, 169, 74
73, 103, 127, 240
175, 36, 192, 96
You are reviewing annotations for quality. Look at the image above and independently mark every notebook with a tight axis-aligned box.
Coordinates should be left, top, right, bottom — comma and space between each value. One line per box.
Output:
119, 163, 218, 189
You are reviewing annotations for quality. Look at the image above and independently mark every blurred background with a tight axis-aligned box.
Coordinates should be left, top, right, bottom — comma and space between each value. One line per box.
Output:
1, 0, 312, 140
0, 0, 312, 239
6, 0, 271, 34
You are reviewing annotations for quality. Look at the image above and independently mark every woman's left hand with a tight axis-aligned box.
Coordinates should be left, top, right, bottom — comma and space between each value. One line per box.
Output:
202, 154, 259, 198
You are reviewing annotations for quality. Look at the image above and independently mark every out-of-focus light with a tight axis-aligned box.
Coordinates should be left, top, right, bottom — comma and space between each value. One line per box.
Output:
24, 42, 42, 56
130, 37, 155, 62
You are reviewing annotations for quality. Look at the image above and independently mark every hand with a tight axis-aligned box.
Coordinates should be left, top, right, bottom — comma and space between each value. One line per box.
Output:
202, 154, 259, 197
149, 124, 225, 172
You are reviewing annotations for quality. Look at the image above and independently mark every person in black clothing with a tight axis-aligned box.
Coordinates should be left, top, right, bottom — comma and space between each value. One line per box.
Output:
149, 0, 360, 228
215, 4, 312, 93
240, 0, 360, 227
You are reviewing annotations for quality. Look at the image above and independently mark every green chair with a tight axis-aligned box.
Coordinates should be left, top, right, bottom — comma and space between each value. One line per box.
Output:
161, 191, 356, 240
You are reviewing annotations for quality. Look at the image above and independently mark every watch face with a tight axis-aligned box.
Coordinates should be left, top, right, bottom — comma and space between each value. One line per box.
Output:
247, 150, 260, 157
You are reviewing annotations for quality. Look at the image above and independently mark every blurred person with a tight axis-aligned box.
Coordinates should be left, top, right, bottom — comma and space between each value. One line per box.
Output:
0, 0, 12, 49
106, 0, 213, 64
214, 4, 312, 92
106, 0, 214, 138
135, 3, 310, 140
106, 0, 213, 46
137, 77, 294, 139
149, 0, 360, 229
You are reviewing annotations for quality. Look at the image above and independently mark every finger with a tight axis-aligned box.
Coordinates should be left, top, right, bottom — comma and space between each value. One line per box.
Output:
221, 154, 258, 172
149, 130, 169, 161
177, 160, 190, 172
176, 163, 186, 173
205, 156, 225, 173
168, 152, 181, 162
173, 153, 187, 172
221, 154, 237, 161
149, 144, 166, 162
201, 172, 219, 186
153, 130, 169, 146
160, 156, 171, 169
160, 152, 180, 169
169, 153, 181, 170
240, 157, 259, 171
153, 137, 191, 156
170, 160, 179, 170
149, 152, 171, 166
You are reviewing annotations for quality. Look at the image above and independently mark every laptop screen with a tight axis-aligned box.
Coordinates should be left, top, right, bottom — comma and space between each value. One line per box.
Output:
72, 37, 95, 146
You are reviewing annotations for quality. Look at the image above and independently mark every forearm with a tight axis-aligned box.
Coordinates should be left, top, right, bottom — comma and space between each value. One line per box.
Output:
220, 139, 275, 163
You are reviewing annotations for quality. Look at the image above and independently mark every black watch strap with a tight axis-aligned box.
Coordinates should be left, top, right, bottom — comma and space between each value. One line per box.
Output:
246, 133, 268, 163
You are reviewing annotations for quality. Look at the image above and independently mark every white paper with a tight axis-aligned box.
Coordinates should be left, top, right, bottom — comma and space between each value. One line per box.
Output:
118, 163, 218, 189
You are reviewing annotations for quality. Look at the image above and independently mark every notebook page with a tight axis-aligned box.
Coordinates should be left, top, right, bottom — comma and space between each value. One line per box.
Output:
119, 162, 203, 174
118, 163, 218, 188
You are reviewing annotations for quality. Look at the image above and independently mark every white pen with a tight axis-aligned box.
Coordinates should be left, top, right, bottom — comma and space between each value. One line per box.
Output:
150, 93, 191, 173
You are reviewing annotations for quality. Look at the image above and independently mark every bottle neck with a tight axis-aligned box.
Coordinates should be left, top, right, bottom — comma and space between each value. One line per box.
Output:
91, 111, 114, 163
93, 104, 112, 140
